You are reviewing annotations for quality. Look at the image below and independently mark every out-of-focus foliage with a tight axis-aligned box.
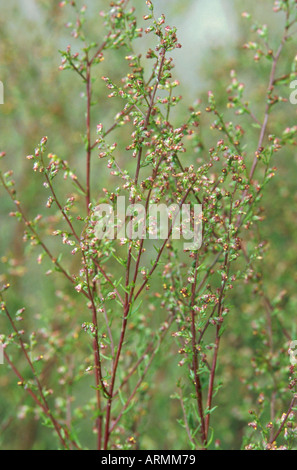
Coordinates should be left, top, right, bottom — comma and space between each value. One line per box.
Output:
0, 0, 296, 450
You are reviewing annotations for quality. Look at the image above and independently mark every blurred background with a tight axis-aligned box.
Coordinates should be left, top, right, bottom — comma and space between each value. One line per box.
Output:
0, 0, 296, 450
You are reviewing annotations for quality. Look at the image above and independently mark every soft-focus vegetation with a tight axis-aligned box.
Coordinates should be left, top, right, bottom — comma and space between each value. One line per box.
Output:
0, 0, 297, 450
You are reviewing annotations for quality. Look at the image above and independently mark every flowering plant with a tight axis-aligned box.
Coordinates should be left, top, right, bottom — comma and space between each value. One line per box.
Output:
1, 0, 297, 450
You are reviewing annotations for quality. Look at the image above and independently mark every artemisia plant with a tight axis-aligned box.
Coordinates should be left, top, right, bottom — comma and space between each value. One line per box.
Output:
1, 0, 297, 450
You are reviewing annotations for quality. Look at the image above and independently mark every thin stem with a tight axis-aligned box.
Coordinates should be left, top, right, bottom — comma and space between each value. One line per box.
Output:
190, 252, 207, 446
269, 396, 297, 445
86, 61, 92, 214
